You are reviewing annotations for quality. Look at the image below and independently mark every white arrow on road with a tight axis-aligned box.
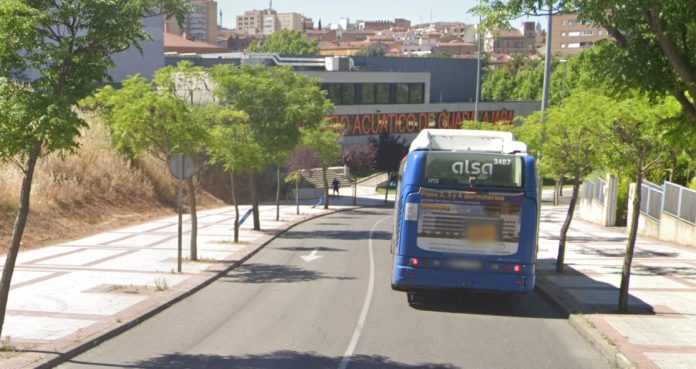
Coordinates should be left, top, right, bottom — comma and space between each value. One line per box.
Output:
300, 249, 323, 262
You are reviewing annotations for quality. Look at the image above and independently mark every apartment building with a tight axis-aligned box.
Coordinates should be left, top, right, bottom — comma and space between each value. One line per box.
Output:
484, 22, 538, 55
164, 0, 218, 44
359, 18, 411, 31
551, 13, 609, 55
237, 9, 312, 35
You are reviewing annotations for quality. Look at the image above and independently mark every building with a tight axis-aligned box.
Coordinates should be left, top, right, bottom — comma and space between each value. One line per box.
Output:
164, 0, 218, 44
484, 22, 538, 55
359, 18, 411, 31
218, 31, 262, 51
237, 8, 312, 35
164, 30, 229, 54
551, 13, 609, 55
164, 53, 540, 147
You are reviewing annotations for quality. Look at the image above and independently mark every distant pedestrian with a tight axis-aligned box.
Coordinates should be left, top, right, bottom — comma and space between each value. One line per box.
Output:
332, 178, 340, 198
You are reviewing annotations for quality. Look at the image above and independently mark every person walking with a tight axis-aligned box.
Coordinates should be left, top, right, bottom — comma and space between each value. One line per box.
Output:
332, 178, 340, 198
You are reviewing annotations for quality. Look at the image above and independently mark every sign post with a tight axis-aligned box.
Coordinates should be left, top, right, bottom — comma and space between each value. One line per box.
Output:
169, 153, 195, 273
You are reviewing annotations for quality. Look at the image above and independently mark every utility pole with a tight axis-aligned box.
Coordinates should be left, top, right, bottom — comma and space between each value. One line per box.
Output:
474, 0, 483, 122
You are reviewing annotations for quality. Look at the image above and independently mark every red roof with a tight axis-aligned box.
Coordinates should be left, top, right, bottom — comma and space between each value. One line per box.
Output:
164, 32, 229, 54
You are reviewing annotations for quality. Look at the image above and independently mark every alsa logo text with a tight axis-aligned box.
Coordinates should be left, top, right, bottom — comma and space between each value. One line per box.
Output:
451, 161, 493, 175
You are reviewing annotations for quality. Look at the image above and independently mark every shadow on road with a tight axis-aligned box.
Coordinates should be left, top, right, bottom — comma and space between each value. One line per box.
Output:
274, 246, 348, 253
281, 230, 392, 241
405, 290, 568, 319
122, 351, 457, 369
220, 263, 354, 284
536, 261, 656, 315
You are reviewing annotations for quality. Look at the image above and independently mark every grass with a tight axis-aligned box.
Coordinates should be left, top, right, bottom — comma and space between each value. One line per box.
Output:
0, 112, 223, 254
154, 277, 169, 291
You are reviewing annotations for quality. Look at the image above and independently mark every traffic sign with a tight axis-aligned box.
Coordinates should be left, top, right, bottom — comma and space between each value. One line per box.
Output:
169, 153, 195, 179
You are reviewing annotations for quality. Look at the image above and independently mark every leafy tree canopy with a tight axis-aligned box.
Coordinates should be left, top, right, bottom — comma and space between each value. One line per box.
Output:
472, 0, 696, 123
247, 29, 319, 55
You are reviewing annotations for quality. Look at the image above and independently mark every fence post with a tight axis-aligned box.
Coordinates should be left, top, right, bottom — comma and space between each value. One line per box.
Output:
627, 183, 637, 234
604, 174, 618, 226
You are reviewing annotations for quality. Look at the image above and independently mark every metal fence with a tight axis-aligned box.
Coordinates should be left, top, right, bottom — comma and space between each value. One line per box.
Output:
581, 177, 606, 205
640, 180, 663, 221
663, 182, 696, 224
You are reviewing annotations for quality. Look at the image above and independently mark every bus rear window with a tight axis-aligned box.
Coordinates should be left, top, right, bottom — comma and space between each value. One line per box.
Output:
422, 152, 523, 188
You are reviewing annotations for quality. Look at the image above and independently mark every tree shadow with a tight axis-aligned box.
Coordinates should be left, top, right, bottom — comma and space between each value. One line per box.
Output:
281, 230, 392, 241
220, 263, 354, 284
405, 290, 568, 319
536, 261, 655, 315
576, 247, 679, 259
274, 246, 347, 253
83, 350, 456, 369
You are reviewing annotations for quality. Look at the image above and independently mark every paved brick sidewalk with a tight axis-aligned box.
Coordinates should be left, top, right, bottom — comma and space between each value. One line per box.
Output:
0, 184, 387, 369
536, 204, 696, 369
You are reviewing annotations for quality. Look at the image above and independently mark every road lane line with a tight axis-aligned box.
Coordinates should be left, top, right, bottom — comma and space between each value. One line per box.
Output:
338, 216, 390, 369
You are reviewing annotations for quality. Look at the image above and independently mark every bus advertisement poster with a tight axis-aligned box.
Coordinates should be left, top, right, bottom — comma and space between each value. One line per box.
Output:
417, 188, 523, 255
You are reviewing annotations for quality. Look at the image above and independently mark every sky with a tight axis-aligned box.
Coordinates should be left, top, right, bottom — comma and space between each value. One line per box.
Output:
216, 0, 539, 30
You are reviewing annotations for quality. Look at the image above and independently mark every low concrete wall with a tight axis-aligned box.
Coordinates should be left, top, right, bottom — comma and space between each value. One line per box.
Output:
627, 183, 696, 247
659, 214, 696, 247
579, 198, 606, 225
289, 187, 324, 200
579, 174, 617, 227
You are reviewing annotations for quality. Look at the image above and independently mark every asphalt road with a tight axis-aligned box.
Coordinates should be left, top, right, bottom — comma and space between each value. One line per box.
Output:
58, 207, 610, 369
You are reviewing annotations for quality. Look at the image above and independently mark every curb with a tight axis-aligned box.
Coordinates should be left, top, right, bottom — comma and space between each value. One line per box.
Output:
535, 276, 636, 369
30, 205, 368, 369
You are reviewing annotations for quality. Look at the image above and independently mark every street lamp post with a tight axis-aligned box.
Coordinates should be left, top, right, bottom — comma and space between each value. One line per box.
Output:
474, 1, 483, 122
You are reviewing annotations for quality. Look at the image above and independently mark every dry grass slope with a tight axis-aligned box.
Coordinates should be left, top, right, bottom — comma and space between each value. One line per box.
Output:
0, 114, 221, 253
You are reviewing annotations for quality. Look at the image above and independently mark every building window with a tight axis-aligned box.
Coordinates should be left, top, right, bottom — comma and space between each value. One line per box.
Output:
376, 83, 390, 104
360, 83, 376, 104
396, 83, 409, 104
409, 83, 424, 104
342, 83, 356, 104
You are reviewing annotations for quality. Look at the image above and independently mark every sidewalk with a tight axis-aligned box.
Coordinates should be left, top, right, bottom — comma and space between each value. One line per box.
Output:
0, 184, 388, 368
2, 184, 694, 369
536, 191, 696, 369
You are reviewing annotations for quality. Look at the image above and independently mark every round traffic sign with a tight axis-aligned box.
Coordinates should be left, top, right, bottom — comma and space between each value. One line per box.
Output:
169, 153, 195, 179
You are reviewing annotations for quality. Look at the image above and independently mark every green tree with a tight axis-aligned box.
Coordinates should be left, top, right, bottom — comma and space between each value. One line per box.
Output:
356, 45, 387, 57
521, 91, 612, 273
473, 0, 696, 124
301, 122, 343, 209
247, 29, 319, 55
0, 0, 188, 337
602, 94, 680, 311
88, 74, 208, 260
482, 55, 545, 101
211, 64, 331, 228
207, 107, 260, 243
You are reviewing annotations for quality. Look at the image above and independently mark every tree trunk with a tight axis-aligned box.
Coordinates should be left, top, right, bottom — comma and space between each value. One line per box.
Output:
0, 141, 41, 337
230, 172, 239, 243
619, 166, 643, 312
249, 172, 260, 230
556, 171, 581, 273
275, 165, 280, 222
295, 180, 299, 215
322, 164, 329, 209
553, 175, 561, 205
353, 178, 357, 205
186, 177, 198, 261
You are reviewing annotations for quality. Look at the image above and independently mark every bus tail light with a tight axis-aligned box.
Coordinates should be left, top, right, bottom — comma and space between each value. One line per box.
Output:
514, 264, 522, 273
409, 257, 419, 267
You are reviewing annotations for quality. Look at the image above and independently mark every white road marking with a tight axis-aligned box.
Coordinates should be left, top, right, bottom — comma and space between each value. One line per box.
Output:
300, 249, 323, 262
338, 216, 390, 369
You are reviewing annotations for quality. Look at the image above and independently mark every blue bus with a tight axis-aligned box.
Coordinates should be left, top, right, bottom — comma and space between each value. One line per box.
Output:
391, 129, 539, 300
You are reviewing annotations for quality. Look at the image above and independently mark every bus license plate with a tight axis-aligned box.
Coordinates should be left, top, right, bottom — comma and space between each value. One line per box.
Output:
468, 224, 497, 242
448, 259, 481, 270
